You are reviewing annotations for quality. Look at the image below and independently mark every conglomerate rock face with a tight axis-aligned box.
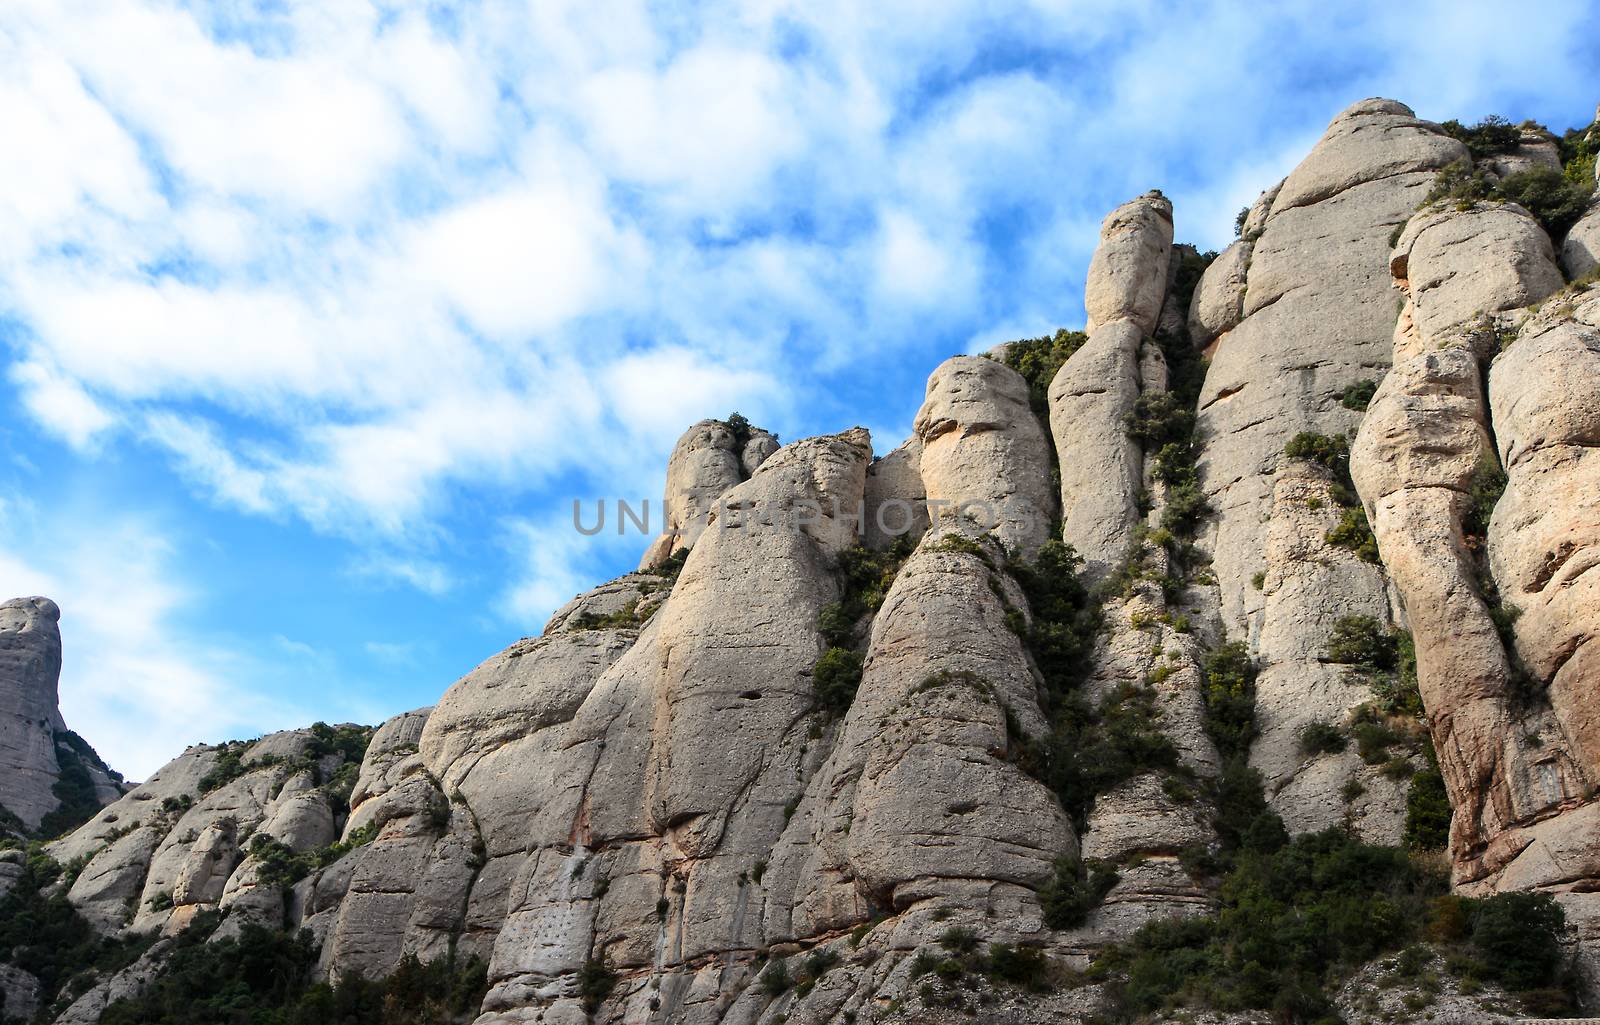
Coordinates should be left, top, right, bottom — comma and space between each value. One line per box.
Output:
23, 96, 1600, 1024
0, 596, 123, 834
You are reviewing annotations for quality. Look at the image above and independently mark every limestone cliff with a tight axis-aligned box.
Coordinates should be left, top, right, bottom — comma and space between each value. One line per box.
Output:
7, 97, 1600, 1025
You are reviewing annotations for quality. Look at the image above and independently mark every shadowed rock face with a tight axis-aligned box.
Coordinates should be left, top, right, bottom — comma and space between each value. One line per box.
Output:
30, 96, 1600, 1023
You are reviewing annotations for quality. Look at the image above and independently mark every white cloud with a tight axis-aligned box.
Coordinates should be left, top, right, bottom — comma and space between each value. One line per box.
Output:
10, 359, 114, 450
2, 0, 1597, 598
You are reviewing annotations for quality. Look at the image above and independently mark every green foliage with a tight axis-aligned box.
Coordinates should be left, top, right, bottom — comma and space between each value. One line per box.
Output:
1093, 829, 1450, 1020
651, 547, 689, 583
1464, 457, 1506, 542
100, 916, 489, 1025
1039, 856, 1119, 929
198, 744, 249, 794
572, 599, 643, 631
724, 412, 752, 447
0, 850, 154, 1015
1269, 435, 1374, 559
1425, 159, 1497, 209
1340, 379, 1377, 411
758, 956, 793, 997
576, 958, 616, 1014
1324, 616, 1421, 716
245, 823, 381, 890
810, 543, 911, 717
1007, 541, 1098, 704
1014, 683, 1179, 829
812, 648, 864, 716
1405, 763, 1451, 851
1282, 431, 1350, 474
993, 329, 1090, 417
1425, 156, 1595, 239
1326, 506, 1380, 563
982, 943, 1052, 991
1124, 393, 1194, 448
1497, 165, 1594, 238
1168, 249, 1218, 320
1469, 892, 1566, 991
36, 730, 121, 840
1201, 642, 1256, 762
304, 723, 373, 766
1234, 206, 1250, 237
1439, 115, 1523, 158
1297, 722, 1346, 756
1325, 616, 1398, 670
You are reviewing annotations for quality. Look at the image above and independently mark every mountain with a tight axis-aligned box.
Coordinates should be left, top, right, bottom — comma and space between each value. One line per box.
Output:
3, 97, 1599, 1025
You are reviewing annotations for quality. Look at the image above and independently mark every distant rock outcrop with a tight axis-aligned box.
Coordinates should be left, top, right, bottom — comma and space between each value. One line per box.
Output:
0, 596, 123, 837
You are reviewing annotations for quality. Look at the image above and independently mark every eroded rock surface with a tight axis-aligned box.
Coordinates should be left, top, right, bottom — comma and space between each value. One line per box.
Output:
915, 358, 1055, 558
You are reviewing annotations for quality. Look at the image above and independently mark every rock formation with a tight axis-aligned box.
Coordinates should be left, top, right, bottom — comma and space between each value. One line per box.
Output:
0, 596, 123, 837
638, 417, 780, 570
8, 97, 1600, 1025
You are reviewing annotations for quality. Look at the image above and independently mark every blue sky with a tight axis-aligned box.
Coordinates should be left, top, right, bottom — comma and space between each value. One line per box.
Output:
2, 0, 1597, 778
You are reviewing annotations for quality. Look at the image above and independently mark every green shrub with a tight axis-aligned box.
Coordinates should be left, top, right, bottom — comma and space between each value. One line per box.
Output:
1040, 856, 1119, 929
99, 919, 489, 1025
982, 943, 1052, 990
1470, 892, 1565, 991
1425, 158, 1498, 208
812, 647, 864, 716
1201, 642, 1256, 761
1125, 392, 1194, 447
1326, 506, 1380, 563
938, 926, 980, 955
1341, 379, 1378, 411
0, 851, 155, 1012
1464, 457, 1506, 542
994, 329, 1090, 416
1283, 431, 1350, 473
1297, 721, 1347, 756
1497, 165, 1594, 238
1439, 115, 1523, 158
577, 957, 617, 1012
1405, 765, 1451, 850
197, 746, 248, 794
1325, 616, 1398, 670
1235, 206, 1250, 236
758, 956, 793, 996
573, 599, 643, 630
1424, 151, 1595, 238
36, 730, 122, 840
1092, 829, 1449, 1020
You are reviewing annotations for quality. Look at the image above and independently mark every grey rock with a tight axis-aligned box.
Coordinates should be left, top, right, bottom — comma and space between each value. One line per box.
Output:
1084, 191, 1174, 334
915, 357, 1055, 557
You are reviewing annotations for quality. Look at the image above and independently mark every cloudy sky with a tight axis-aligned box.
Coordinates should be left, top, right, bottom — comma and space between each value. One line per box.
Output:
2, 0, 1596, 777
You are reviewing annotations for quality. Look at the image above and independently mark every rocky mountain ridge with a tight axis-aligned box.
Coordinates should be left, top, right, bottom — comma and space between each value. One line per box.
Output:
4, 97, 1600, 1025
